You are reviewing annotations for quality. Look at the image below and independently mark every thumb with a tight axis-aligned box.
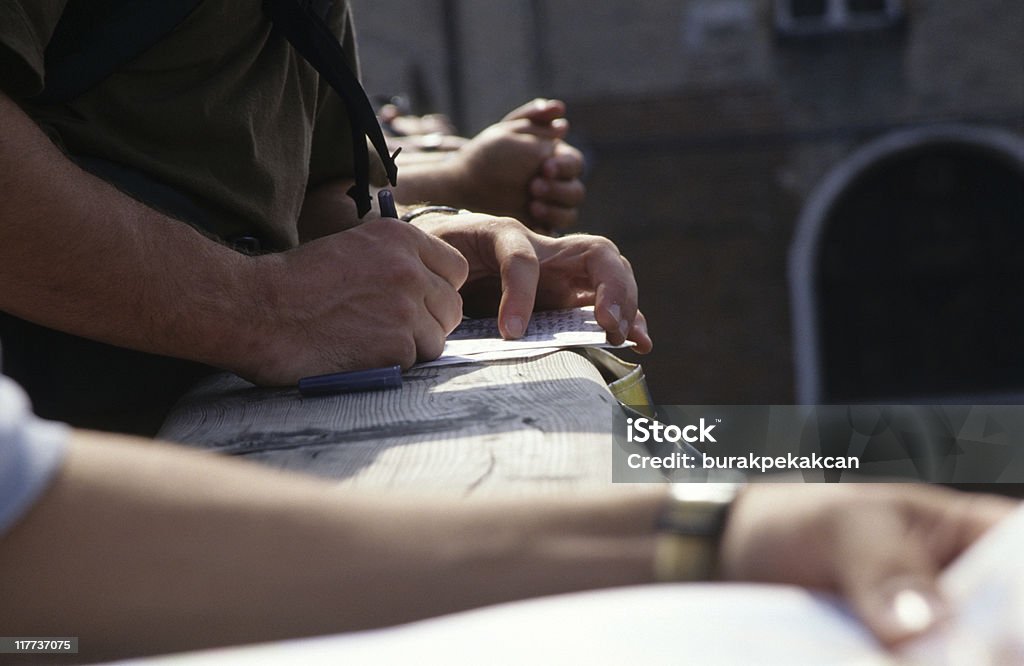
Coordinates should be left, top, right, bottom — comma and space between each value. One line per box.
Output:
503, 98, 567, 125
838, 527, 948, 647
505, 117, 567, 141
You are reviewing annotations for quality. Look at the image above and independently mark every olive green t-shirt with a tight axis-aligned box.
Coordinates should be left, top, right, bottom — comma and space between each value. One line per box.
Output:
0, 0, 374, 250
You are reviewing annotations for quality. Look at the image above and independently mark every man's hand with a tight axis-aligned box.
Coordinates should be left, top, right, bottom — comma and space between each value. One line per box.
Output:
414, 213, 652, 352
247, 218, 468, 385
392, 99, 586, 233
720, 484, 1016, 647
499, 99, 587, 232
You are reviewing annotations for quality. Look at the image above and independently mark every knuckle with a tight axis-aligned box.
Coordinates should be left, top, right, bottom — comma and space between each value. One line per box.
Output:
446, 310, 463, 334
455, 252, 470, 281
556, 148, 584, 171
485, 216, 525, 235
389, 255, 424, 283
377, 330, 417, 369
505, 247, 539, 268
369, 215, 404, 234
584, 235, 619, 255
555, 184, 585, 208
416, 332, 445, 362
398, 338, 418, 368
370, 218, 418, 249
448, 289, 464, 322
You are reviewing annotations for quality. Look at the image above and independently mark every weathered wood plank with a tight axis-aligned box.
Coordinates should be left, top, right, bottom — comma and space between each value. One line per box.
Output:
158, 351, 621, 496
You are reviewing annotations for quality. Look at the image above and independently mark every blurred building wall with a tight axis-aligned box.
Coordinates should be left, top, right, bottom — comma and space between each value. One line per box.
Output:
351, 0, 1024, 403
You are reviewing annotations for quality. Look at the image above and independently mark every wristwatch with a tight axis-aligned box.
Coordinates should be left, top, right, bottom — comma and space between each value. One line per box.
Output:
653, 482, 745, 582
400, 205, 470, 222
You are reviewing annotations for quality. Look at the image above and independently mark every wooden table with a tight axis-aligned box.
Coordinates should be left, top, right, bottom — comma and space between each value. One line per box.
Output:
158, 351, 627, 496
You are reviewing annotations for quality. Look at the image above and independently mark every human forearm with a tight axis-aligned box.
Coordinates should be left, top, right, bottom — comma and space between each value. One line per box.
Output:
0, 113, 470, 386
0, 432, 659, 660
297, 178, 365, 241
390, 102, 587, 231
0, 429, 1014, 660
0, 92, 262, 373
389, 156, 466, 209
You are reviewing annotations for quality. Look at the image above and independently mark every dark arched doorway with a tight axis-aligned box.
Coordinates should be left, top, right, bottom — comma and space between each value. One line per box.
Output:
790, 125, 1024, 403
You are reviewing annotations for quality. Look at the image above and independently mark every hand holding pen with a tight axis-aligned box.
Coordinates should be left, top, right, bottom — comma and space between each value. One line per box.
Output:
297, 189, 411, 396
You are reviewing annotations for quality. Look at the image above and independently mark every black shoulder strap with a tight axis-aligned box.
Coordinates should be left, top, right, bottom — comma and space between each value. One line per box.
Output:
34, 0, 204, 105
262, 0, 398, 216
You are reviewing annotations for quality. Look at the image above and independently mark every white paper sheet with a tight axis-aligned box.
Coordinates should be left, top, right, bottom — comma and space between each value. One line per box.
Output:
414, 306, 632, 369
899, 502, 1024, 664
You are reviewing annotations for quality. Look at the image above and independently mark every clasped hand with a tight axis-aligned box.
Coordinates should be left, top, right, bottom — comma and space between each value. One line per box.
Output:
450, 99, 586, 232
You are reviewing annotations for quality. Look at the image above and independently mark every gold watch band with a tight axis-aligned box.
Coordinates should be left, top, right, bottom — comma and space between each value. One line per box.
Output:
654, 533, 719, 582
652, 482, 744, 583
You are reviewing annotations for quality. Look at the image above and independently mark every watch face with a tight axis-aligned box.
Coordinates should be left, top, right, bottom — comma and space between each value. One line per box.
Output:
669, 481, 744, 505
659, 501, 730, 537
658, 482, 744, 537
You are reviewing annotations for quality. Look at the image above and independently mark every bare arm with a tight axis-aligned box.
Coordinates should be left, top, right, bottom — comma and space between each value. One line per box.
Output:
0, 91, 467, 384
0, 91, 260, 373
0, 429, 1014, 660
0, 432, 660, 660
296, 178, 366, 242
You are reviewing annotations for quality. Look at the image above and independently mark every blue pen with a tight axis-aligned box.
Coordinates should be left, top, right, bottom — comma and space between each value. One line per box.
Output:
296, 189, 405, 397
378, 188, 398, 218
298, 364, 403, 397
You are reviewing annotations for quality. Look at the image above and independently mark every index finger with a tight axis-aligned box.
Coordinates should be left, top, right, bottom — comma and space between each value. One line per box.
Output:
542, 144, 585, 180
493, 227, 541, 339
502, 98, 567, 125
584, 241, 639, 346
506, 117, 568, 141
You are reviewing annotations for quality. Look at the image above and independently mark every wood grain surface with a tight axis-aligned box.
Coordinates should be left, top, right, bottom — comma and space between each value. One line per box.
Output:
158, 351, 623, 496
